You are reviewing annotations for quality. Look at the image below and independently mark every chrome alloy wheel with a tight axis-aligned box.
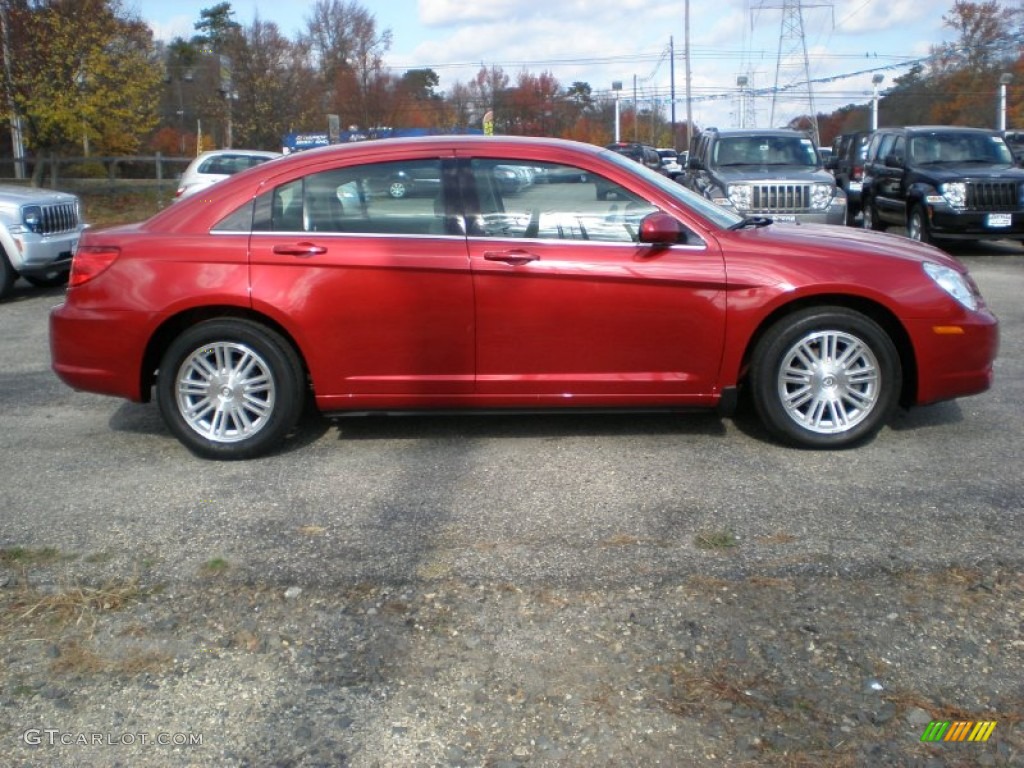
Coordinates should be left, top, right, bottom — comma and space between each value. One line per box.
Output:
174, 342, 276, 443
776, 330, 881, 435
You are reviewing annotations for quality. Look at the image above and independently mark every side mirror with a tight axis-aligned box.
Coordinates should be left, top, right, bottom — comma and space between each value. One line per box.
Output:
639, 212, 686, 246
884, 153, 903, 169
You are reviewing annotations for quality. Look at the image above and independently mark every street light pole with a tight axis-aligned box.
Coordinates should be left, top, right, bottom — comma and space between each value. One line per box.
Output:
871, 74, 884, 131
999, 73, 1013, 132
612, 80, 622, 143
736, 75, 748, 129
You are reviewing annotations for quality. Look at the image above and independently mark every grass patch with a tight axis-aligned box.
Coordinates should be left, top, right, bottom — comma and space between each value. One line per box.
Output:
695, 530, 739, 550
49, 639, 172, 677
78, 187, 169, 228
200, 557, 230, 577
11, 579, 148, 628
0, 546, 65, 567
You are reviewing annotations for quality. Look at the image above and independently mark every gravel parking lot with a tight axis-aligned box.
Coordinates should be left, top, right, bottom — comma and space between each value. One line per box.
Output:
1, 242, 1022, 766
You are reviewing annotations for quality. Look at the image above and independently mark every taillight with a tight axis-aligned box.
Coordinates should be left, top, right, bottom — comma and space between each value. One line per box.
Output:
69, 245, 120, 287
852, 165, 863, 181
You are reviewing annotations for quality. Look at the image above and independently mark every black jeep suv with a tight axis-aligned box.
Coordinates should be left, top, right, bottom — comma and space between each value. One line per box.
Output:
861, 125, 1024, 244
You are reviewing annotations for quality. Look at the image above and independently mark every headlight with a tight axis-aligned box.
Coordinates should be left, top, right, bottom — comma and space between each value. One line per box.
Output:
940, 182, 967, 209
727, 184, 752, 210
923, 262, 978, 311
22, 205, 42, 233
810, 183, 834, 210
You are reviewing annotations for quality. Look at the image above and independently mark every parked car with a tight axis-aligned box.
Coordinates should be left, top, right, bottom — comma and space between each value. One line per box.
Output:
0, 184, 84, 298
605, 142, 664, 173
657, 148, 685, 180
861, 125, 1024, 244
50, 135, 997, 459
825, 131, 871, 224
1002, 130, 1024, 164
685, 127, 846, 225
597, 142, 665, 199
175, 149, 281, 200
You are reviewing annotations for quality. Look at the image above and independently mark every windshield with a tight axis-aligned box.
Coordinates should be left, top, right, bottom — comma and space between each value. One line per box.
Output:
602, 149, 743, 229
714, 136, 818, 168
909, 133, 1014, 165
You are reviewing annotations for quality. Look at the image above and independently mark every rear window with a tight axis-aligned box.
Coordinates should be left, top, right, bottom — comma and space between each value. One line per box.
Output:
198, 155, 274, 175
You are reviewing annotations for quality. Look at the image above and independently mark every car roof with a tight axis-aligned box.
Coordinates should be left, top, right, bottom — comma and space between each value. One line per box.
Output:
879, 125, 999, 135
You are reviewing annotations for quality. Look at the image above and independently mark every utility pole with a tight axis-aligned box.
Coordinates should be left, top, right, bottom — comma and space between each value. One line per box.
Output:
756, 0, 832, 144
684, 0, 693, 152
0, 2, 26, 179
669, 36, 676, 147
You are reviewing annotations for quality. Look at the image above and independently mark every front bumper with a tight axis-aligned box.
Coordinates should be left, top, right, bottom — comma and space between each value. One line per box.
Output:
927, 207, 1024, 240
9, 230, 80, 273
906, 309, 999, 405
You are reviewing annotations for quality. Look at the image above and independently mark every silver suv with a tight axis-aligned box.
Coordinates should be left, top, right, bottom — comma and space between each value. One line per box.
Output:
685, 128, 846, 225
0, 185, 84, 298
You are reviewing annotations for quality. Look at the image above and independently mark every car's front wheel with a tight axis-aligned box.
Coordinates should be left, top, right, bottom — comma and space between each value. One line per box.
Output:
388, 180, 409, 198
907, 205, 932, 244
157, 319, 305, 460
0, 251, 15, 299
862, 198, 885, 231
750, 307, 901, 448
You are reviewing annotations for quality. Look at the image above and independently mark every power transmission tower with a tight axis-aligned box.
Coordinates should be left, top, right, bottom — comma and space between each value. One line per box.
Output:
754, 0, 832, 144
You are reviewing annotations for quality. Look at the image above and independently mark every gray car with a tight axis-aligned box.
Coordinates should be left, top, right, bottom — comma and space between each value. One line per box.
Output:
685, 128, 846, 225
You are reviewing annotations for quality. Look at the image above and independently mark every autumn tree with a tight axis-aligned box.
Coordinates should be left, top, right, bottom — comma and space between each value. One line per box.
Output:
924, 1, 1023, 126
4, 0, 162, 175
224, 18, 321, 149
302, 0, 392, 130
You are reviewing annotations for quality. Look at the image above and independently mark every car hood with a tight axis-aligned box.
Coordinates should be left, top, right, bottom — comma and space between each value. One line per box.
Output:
0, 184, 78, 204
729, 221, 964, 270
713, 167, 833, 183
911, 164, 1024, 182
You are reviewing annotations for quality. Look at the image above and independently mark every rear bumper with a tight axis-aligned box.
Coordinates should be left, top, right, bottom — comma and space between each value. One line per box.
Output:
49, 303, 151, 402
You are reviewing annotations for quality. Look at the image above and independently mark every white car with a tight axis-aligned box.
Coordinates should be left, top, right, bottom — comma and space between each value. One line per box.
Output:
175, 149, 281, 200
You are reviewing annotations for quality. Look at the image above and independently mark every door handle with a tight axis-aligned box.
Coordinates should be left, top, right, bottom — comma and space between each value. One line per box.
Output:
483, 249, 539, 266
273, 242, 327, 257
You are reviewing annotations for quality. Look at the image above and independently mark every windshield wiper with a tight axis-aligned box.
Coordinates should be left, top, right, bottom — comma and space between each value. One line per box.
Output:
729, 216, 774, 230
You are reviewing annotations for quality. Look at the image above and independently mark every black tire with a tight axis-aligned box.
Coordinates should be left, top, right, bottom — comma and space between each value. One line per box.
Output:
157, 318, 305, 460
907, 205, 932, 244
388, 180, 409, 199
749, 307, 901, 449
862, 198, 884, 231
0, 251, 15, 299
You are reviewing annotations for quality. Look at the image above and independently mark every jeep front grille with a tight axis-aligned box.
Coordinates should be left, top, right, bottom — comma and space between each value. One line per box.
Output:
749, 184, 811, 213
965, 181, 1018, 211
38, 203, 80, 235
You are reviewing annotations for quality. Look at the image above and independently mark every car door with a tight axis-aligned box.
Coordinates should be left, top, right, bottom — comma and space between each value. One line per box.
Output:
247, 156, 475, 408
461, 156, 727, 404
871, 134, 908, 224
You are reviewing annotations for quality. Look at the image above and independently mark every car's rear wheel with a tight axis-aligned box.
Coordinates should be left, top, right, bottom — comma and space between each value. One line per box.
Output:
157, 319, 305, 460
750, 307, 901, 448
388, 180, 409, 198
907, 205, 932, 244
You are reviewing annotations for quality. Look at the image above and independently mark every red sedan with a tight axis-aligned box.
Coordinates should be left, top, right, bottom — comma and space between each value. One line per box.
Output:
50, 136, 998, 459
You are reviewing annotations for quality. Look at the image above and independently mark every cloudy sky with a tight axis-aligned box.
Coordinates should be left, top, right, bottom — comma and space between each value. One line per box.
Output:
130, 0, 955, 130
